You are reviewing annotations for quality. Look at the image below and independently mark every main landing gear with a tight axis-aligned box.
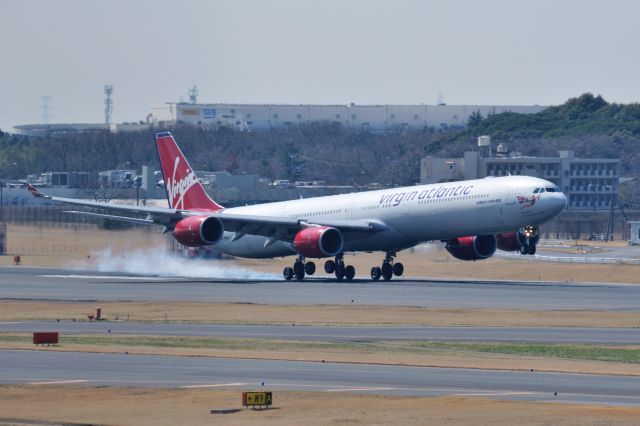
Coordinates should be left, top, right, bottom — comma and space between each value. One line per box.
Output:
370, 252, 403, 281
283, 256, 316, 281
283, 252, 403, 282
323, 254, 356, 281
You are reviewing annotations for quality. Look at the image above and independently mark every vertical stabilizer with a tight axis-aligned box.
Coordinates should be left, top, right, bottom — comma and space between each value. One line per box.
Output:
155, 132, 223, 211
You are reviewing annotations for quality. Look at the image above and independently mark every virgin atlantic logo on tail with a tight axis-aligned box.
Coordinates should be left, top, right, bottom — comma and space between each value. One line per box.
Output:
166, 157, 198, 209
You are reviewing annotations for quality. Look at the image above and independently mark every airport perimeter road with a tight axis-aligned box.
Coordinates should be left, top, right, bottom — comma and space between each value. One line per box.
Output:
1, 350, 639, 405
1, 267, 640, 311
3, 321, 640, 345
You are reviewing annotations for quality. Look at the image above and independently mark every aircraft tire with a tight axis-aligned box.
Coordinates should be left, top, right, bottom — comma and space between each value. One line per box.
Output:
392, 262, 404, 276
519, 244, 528, 255
305, 261, 316, 275
324, 260, 336, 274
294, 261, 305, 280
381, 262, 393, 281
345, 265, 355, 281
528, 245, 537, 255
335, 264, 345, 281
371, 266, 382, 281
283, 267, 294, 281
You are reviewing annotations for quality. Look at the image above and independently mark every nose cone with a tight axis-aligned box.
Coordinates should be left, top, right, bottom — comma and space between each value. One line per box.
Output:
553, 192, 568, 214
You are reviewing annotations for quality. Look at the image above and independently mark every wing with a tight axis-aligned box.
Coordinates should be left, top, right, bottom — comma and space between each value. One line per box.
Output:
27, 184, 387, 240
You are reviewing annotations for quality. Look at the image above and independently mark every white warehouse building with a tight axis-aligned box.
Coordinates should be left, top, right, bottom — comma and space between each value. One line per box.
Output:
150, 103, 545, 132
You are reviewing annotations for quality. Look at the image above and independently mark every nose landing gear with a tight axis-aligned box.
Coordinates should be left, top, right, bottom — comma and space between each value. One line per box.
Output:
519, 225, 539, 255
371, 252, 403, 281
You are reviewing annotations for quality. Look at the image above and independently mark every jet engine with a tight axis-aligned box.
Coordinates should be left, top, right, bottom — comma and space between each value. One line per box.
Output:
293, 226, 343, 258
496, 227, 540, 254
445, 234, 497, 261
172, 216, 224, 247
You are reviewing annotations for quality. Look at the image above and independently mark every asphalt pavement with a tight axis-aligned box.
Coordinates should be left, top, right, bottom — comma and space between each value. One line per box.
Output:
1, 267, 639, 311
2, 350, 639, 405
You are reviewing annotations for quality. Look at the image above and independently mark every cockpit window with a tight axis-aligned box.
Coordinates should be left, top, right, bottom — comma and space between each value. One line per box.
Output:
539, 188, 545, 193
533, 188, 540, 193
545, 187, 556, 192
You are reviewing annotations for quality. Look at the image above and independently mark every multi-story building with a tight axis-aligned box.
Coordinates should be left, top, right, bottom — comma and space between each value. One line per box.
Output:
150, 102, 545, 132
420, 150, 619, 211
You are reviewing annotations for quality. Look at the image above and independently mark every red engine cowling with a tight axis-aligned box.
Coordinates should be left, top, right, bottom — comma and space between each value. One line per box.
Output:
293, 226, 343, 258
446, 234, 497, 261
172, 216, 223, 247
496, 229, 540, 252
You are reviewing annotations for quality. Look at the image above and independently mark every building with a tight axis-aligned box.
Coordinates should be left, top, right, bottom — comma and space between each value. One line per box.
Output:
11, 122, 150, 137
149, 103, 545, 132
420, 149, 620, 211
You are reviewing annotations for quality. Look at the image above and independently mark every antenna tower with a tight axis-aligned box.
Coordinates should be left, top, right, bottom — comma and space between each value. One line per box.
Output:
41, 96, 52, 124
104, 84, 114, 124
188, 85, 198, 104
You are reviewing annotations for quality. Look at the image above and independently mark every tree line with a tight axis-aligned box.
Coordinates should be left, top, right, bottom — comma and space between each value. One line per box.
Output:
1, 93, 639, 185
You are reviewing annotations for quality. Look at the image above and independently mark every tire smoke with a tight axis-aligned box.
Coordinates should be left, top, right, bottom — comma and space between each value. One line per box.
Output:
89, 248, 279, 280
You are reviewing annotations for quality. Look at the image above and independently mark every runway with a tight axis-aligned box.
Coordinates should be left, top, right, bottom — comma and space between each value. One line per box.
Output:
3, 321, 640, 345
1, 350, 639, 405
1, 267, 640, 311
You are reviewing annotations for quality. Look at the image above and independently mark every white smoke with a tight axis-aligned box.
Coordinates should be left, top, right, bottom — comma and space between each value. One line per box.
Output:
87, 248, 279, 280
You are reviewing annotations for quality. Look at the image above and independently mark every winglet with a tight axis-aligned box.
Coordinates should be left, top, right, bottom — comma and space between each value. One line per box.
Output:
26, 183, 46, 198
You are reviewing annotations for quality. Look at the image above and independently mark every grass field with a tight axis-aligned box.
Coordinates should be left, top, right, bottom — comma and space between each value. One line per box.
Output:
1, 300, 640, 328
2, 333, 639, 376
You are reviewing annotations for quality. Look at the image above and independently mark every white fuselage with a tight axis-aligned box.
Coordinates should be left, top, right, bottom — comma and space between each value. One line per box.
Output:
214, 175, 567, 258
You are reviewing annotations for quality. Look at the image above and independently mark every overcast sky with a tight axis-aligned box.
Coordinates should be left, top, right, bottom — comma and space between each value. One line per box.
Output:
1, 0, 638, 130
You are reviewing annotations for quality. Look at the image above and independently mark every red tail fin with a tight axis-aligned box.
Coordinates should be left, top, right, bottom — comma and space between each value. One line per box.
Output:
155, 132, 223, 211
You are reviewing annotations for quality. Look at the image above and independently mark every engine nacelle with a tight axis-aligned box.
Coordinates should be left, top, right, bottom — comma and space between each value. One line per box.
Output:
172, 215, 223, 247
446, 234, 497, 261
496, 229, 540, 252
293, 226, 343, 258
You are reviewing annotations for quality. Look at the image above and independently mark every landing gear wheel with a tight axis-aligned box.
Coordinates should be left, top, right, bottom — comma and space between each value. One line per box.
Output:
324, 260, 336, 274
381, 262, 393, 281
392, 262, 404, 277
519, 244, 528, 255
371, 266, 382, 281
528, 245, 536, 255
293, 261, 305, 280
335, 264, 345, 281
305, 261, 316, 275
345, 265, 355, 281
283, 267, 294, 281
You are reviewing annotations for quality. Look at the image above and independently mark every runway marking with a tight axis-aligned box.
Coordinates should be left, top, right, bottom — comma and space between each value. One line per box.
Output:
29, 379, 89, 385
454, 391, 537, 396
323, 387, 396, 392
40, 274, 176, 281
181, 382, 249, 389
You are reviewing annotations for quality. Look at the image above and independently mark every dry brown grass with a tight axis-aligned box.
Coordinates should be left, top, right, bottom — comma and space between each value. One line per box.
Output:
0, 386, 639, 426
1, 300, 639, 328
1, 224, 640, 283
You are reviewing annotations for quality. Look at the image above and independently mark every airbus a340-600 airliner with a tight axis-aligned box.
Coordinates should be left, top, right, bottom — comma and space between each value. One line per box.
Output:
28, 132, 567, 281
